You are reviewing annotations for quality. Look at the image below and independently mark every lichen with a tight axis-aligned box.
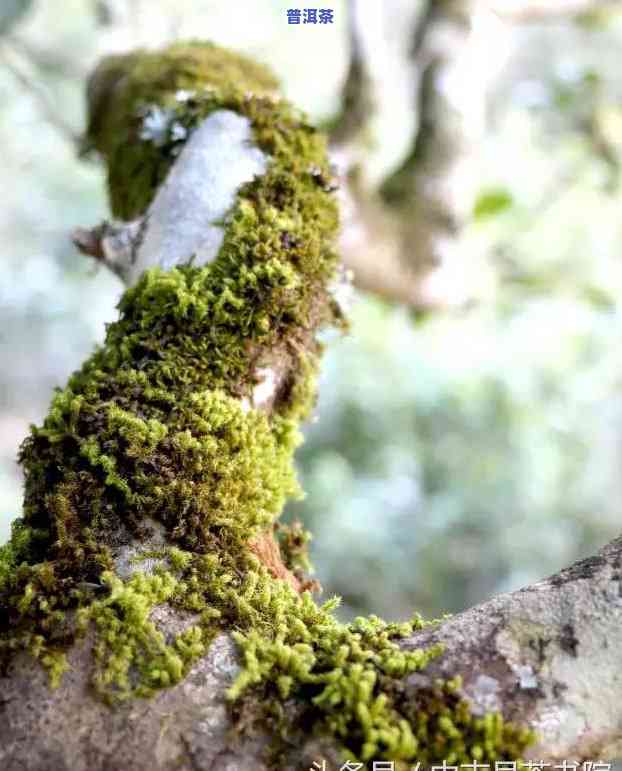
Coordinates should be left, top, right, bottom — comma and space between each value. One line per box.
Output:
0, 40, 535, 764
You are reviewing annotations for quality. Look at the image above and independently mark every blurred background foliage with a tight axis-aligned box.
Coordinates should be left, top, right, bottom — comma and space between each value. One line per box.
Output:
2, 0, 622, 622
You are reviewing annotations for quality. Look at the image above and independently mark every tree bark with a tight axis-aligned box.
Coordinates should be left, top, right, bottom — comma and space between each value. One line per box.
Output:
3, 538, 621, 769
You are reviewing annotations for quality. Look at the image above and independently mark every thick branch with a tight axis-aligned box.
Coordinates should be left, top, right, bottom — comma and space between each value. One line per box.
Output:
3, 538, 621, 769
334, 0, 484, 310
402, 536, 622, 761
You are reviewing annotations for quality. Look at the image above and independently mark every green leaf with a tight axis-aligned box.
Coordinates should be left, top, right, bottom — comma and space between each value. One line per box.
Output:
472, 188, 513, 220
581, 284, 616, 311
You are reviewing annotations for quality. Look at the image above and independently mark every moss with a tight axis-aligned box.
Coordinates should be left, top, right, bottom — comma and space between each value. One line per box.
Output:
0, 39, 535, 764
79, 570, 207, 699
85, 41, 279, 219
227, 605, 534, 767
275, 519, 314, 577
0, 519, 46, 591
228, 608, 444, 759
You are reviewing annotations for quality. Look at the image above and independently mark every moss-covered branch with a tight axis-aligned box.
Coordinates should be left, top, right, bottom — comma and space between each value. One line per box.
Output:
1, 41, 539, 770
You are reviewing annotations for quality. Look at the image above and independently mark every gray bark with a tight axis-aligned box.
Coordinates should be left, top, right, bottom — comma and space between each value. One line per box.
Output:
2, 539, 622, 768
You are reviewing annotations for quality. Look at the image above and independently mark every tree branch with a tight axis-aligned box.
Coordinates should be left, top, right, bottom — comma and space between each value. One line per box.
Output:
402, 536, 622, 762
3, 537, 621, 769
333, 0, 485, 311
0, 44, 81, 148
490, 0, 622, 23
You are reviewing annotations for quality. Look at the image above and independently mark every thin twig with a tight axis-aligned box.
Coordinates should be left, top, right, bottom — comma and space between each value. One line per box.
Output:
329, 0, 378, 147
490, 0, 622, 23
0, 46, 81, 148
4, 34, 81, 78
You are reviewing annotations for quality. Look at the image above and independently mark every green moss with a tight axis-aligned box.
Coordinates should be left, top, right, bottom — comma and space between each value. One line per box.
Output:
85, 41, 279, 218
0, 519, 46, 590
79, 570, 207, 699
226, 602, 534, 766
275, 519, 314, 577
228, 607, 443, 759
0, 40, 535, 764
